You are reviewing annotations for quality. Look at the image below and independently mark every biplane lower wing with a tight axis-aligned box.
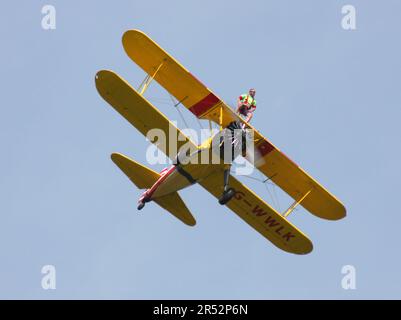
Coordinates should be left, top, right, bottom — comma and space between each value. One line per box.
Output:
248, 130, 346, 221
199, 170, 313, 255
95, 70, 197, 160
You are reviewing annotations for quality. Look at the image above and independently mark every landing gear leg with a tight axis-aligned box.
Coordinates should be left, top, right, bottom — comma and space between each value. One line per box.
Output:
218, 166, 236, 205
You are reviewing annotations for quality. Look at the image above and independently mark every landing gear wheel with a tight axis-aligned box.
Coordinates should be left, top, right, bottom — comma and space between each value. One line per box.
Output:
137, 202, 145, 210
218, 188, 236, 205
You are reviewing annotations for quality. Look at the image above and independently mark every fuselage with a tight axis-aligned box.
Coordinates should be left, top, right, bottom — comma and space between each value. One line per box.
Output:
141, 146, 225, 201
139, 122, 248, 203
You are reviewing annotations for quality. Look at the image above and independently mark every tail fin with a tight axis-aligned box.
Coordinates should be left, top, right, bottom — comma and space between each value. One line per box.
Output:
111, 153, 196, 226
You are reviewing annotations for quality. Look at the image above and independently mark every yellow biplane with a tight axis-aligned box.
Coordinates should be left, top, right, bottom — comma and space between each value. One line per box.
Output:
95, 30, 346, 255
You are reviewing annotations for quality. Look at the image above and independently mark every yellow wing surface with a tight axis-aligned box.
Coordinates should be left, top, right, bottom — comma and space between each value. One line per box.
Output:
199, 170, 313, 254
122, 29, 346, 221
95, 70, 197, 160
246, 128, 346, 220
122, 30, 233, 122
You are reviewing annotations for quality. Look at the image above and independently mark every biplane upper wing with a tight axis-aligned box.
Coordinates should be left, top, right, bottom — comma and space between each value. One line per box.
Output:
199, 169, 313, 254
122, 30, 237, 123
95, 69, 197, 160
123, 29, 346, 221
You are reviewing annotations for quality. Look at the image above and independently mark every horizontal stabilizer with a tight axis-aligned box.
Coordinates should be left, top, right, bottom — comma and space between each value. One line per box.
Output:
111, 153, 159, 189
111, 153, 196, 226
154, 192, 196, 226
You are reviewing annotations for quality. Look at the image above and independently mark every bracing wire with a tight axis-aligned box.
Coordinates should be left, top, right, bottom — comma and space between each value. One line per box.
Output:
196, 117, 204, 130
168, 94, 190, 129
239, 172, 282, 212
168, 94, 205, 131
148, 94, 206, 139
238, 175, 265, 183
271, 183, 281, 213
258, 171, 280, 211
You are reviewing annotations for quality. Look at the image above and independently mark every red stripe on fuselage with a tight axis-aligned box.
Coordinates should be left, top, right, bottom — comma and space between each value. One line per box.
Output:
140, 165, 176, 201
189, 93, 220, 117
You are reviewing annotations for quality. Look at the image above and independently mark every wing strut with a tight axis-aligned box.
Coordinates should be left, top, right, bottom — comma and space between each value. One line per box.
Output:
219, 105, 224, 130
138, 61, 164, 95
282, 190, 313, 218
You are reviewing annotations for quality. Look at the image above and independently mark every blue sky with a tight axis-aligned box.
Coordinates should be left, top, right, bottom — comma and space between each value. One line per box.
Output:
1, 0, 400, 299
